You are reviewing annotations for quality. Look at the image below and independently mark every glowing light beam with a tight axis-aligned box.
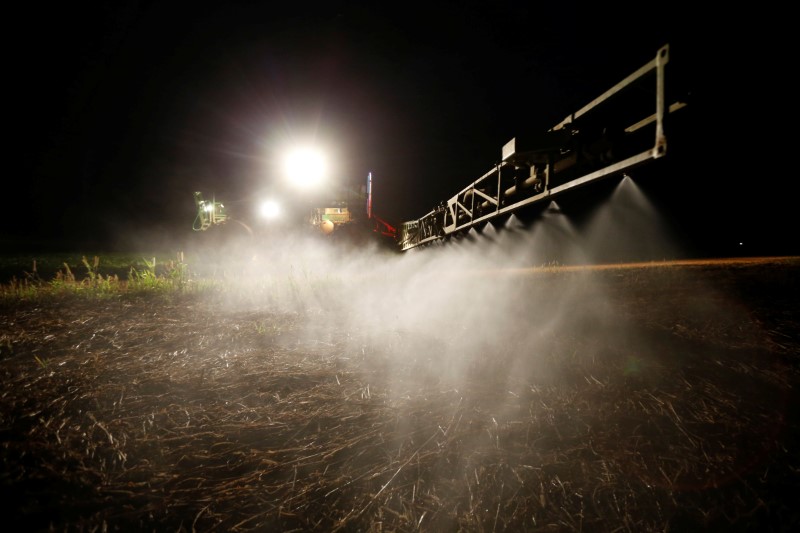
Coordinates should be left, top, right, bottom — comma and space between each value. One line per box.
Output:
282, 147, 328, 189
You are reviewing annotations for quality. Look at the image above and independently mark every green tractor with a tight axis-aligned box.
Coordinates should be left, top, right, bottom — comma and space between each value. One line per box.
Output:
192, 192, 228, 232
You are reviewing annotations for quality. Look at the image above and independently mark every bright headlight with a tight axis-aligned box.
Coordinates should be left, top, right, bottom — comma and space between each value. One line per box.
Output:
259, 199, 281, 219
282, 147, 327, 188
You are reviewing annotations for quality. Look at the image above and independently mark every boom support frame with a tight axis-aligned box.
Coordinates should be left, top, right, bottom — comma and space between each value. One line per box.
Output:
400, 45, 677, 251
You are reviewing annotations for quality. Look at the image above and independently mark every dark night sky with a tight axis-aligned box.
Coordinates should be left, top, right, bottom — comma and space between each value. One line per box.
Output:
7, 2, 797, 256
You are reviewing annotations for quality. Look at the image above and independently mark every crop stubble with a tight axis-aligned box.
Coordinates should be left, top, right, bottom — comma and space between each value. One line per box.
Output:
1, 259, 798, 531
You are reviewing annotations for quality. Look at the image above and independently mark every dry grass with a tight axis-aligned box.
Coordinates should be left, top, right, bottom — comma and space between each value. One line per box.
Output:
1, 259, 798, 531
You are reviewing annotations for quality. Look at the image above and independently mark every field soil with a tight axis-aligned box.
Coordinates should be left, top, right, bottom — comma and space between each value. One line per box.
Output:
1, 257, 799, 531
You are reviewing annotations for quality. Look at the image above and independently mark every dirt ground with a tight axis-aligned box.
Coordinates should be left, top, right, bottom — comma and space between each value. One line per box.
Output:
1, 258, 799, 532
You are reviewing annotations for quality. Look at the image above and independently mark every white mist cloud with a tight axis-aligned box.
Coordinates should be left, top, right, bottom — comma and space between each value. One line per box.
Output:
183, 181, 706, 401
